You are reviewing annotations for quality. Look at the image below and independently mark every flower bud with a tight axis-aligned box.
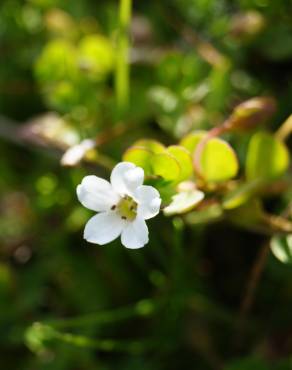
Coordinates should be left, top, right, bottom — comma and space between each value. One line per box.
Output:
227, 97, 277, 131
230, 11, 265, 40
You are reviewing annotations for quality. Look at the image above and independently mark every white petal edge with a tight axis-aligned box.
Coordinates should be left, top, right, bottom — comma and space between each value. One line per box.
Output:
163, 190, 205, 216
77, 175, 119, 212
135, 185, 161, 220
84, 212, 125, 245
121, 217, 149, 249
110, 162, 144, 196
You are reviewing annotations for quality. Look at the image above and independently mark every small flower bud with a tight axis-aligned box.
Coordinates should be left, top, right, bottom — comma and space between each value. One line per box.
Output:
227, 97, 277, 131
230, 11, 265, 40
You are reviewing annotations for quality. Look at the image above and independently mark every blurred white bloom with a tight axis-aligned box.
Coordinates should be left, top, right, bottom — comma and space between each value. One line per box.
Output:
163, 182, 204, 216
77, 162, 161, 249
61, 139, 96, 167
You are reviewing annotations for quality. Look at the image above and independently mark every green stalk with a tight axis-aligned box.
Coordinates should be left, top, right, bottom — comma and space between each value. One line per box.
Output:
115, 0, 132, 116
45, 299, 159, 329
52, 331, 154, 353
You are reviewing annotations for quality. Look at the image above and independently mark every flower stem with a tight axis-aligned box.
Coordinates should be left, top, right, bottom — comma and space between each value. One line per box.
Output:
115, 0, 132, 117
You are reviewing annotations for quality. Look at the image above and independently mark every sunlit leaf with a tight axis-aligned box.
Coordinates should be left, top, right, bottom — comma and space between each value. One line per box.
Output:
132, 139, 165, 154
167, 145, 193, 181
35, 39, 78, 83
201, 138, 239, 182
122, 147, 153, 175
246, 132, 289, 180
180, 130, 206, 153
181, 132, 239, 182
78, 34, 114, 81
152, 152, 181, 181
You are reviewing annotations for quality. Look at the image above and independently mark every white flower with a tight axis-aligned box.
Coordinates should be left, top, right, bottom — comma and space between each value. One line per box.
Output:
77, 162, 161, 249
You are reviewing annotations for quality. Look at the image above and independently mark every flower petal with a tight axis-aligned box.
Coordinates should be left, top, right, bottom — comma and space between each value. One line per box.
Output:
135, 185, 161, 220
84, 212, 125, 245
121, 217, 149, 249
77, 175, 119, 212
163, 190, 204, 216
110, 162, 144, 196
61, 139, 95, 167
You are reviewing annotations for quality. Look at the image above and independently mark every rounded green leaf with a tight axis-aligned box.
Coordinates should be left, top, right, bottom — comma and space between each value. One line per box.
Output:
78, 35, 114, 81
163, 190, 204, 216
180, 130, 206, 153
152, 152, 181, 181
271, 235, 292, 264
201, 138, 239, 182
35, 39, 78, 83
122, 147, 153, 175
167, 145, 193, 181
132, 139, 165, 154
246, 131, 290, 180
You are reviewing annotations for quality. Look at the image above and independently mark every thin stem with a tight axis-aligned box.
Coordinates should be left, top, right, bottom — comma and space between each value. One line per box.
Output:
239, 241, 270, 319
45, 299, 159, 329
115, 0, 132, 116
172, 217, 184, 283
235, 241, 270, 346
275, 114, 292, 141
53, 330, 154, 353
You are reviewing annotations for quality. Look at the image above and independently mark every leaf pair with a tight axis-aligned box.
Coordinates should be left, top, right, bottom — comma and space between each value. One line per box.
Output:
123, 140, 193, 183
180, 131, 239, 182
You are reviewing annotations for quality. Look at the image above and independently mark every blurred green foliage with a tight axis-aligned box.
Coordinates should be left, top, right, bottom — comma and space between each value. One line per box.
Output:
1, 0, 292, 369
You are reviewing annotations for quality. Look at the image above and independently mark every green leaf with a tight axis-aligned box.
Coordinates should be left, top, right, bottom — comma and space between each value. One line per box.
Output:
133, 139, 165, 154
163, 190, 204, 216
167, 145, 193, 181
122, 147, 153, 175
222, 179, 263, 210
35, 39, 78, 83
152, 152, 181, 181
181, 132, 239, 182
123, 143, 182, 182
246, 132, 290, 180
271, 235, 292, 264
180, 130, 206, 153
201, 138, 239, 182
78, 34, 114, 81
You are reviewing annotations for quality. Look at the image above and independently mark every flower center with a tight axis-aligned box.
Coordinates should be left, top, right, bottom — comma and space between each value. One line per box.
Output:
116, 195, 138, 221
